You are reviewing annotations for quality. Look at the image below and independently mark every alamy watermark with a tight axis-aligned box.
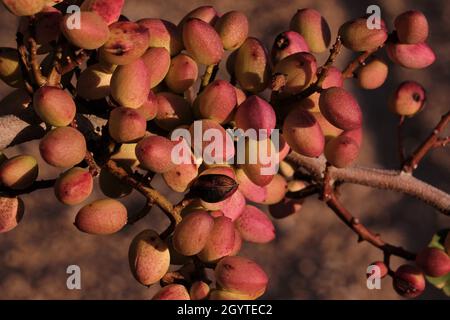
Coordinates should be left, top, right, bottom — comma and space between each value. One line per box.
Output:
366, 264, 382, 289
366, 5, 382, 30
66, 265, 81, 290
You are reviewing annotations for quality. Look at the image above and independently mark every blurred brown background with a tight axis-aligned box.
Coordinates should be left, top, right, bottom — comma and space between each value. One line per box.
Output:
0, 0, 449, 299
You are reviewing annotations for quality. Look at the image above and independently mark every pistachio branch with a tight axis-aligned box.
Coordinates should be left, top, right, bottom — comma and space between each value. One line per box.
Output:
61, 49, 90, 75
434, 136, 450, 148
105, 159, 182, 224
403, 111, 450, 173
16, 33, 34, 94
70, 118, 101, 177
286, 152, 450, 214
342, 46, 381, 79
28, 38, 47, 87
325, 190, 416, 261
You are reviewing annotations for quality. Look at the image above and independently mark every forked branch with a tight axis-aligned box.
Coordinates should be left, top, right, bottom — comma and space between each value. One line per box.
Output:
286, 153, 450, 214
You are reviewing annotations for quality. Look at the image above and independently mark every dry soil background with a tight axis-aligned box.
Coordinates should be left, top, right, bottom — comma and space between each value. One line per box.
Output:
0, 0, 449, 299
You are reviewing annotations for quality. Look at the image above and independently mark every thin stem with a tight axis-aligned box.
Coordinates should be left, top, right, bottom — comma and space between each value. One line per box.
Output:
397, 115, 406, 165
70, 119, 100, 176
62, 50, 90, 75
325, 191, 416, 261
105, 159, 182, 224
15, 33, 34, 94
403, 111, 450, 173
28, 38, 47, 86
342, 47, 381, 79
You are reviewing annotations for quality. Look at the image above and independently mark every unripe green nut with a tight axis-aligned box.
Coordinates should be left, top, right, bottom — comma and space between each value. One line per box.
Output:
289, 8, 331, 53
183, 18, 224, 65
110, 58, 151, 109
61, 11, 110, 50
234, 37, 270, 93
33, 86, 76, 127
39, 127, 87, 168
0, 155, 38, 190
75, 199, 127, 235
108, 107, 147, 143
99, 21, 149, 65
164, 53, 198, 93
129, 230, 170, 286
215, 11, 249, 51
